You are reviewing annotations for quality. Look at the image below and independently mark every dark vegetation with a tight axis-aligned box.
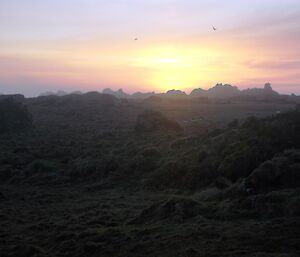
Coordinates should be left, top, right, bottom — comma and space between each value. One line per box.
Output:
0, 92, 300, 257
0, 96, 32, 134
135, 110, 183, 133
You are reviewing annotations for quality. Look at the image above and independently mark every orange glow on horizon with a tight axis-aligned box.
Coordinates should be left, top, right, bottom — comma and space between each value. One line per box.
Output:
1, 1, 300, 96
1, 37, 299, 94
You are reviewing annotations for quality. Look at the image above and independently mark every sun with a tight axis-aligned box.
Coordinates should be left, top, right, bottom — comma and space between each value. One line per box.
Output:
155, 57, 180, 64
130, 47, 200, 91
149, 69, 199, 92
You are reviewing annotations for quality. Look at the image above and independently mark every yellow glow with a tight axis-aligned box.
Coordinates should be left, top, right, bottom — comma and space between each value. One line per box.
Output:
1, 38, 285, 93
128, 45, 243, 92
156, 58, 180, 64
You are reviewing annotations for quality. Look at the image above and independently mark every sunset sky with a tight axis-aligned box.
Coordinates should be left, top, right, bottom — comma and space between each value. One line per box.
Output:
1, 0, 300, 96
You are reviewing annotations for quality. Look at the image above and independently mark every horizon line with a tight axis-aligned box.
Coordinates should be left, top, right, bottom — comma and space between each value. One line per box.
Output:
1, 82, 299, 98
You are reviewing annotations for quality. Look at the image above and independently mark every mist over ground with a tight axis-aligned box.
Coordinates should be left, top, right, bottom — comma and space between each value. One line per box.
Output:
1, 85, 300, 256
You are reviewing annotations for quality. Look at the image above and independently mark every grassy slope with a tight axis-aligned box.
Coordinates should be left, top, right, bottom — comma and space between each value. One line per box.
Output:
0, 95, 299, 257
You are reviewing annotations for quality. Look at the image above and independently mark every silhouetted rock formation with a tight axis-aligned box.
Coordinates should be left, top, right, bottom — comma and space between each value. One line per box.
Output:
135, 110, 182, 133
87, 83, 292, 100
38, 82, 293, 102
165, 89, 187, 98
132, 91, 155, 99
242, 83, 279, 97
191, 84, 239, 98
102, 88, 130, 98
209, 83, 240, 98
40, 91, 68, 97
190, 88, 207, 97
190, 83, 281, 99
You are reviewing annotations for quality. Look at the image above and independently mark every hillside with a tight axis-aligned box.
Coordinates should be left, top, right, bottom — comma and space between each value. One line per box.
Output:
0, 94, 299, 257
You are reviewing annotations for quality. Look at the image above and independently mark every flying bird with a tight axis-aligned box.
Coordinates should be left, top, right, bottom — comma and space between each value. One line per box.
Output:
212, 26, 217, 31
134, 38, 138, 41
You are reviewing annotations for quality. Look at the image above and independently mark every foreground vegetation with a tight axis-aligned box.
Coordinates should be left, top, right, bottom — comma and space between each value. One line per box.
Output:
0, 93, 299, 257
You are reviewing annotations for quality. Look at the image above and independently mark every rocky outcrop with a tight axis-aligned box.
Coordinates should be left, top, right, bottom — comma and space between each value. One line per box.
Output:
244, 149, 300, 193
190, 88, 207, 97
165, 89, 187, 98
241, 83, 279, 97
132, 92, 155, 99
102, 88, 130, 98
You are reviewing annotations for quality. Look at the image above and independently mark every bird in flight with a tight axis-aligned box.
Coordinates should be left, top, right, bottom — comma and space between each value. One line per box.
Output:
134, 38, 138, 41
212, 26, 217, 31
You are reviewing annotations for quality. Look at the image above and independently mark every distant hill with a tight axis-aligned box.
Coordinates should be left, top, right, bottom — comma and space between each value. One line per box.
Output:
209, 83, 240, 98
36, 83, 298, 101
132, 91, 155, 99
103, 88, 156, 99
164, 89, 187, 98
101, 83, 290, 100
102, 88, 130, 98
241, 83, 279, 97
39, 91, 55, 96
190, 88, 207, 97
40, 90, 68, 97
0, 94, 25, 103
191, 83, 278, 99
70, 91, 83, 95
37, 91, 118, 107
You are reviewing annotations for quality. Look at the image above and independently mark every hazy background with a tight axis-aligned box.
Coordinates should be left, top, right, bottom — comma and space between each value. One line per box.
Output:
1, 0, 300, 96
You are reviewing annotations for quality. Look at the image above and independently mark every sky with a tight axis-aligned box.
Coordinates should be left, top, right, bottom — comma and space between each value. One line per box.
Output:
0, 0, 300, 96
